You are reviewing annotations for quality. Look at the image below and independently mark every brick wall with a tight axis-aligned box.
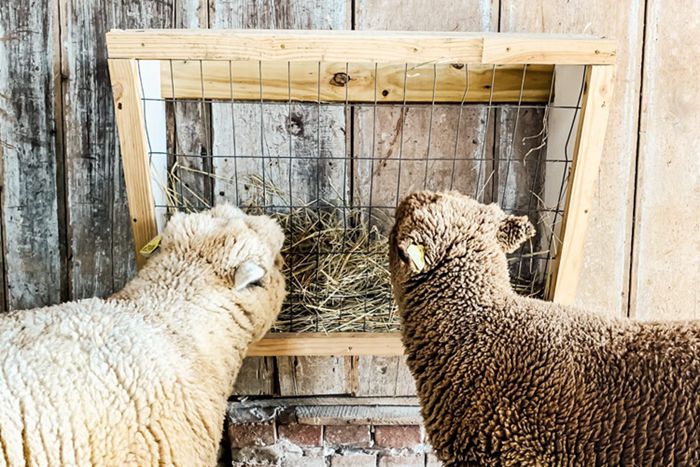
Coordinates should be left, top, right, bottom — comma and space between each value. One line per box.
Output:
222, 397, 440, 466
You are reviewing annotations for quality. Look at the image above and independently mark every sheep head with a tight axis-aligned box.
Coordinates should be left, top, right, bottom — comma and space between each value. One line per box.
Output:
390, 190, 534, 293
158, 204, 286, 341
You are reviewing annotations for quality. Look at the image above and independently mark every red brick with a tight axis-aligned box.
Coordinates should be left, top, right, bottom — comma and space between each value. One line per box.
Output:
374, 425, 422, 448
228, 422, 276, 448
379, 454, 425, 467
330, 453, 377, 466
278, 424, 323, 446
324, 425, 371, 447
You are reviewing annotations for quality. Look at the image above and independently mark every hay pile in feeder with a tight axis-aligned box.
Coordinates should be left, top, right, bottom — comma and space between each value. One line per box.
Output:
156, 166, 399, 332
240, 175, 399, 333
270, 205, 398, 333
157, 165, 551, 333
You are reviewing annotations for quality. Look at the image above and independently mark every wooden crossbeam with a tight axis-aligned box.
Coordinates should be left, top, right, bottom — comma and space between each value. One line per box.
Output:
107, 29, 616, 65
159, 60, 554, 103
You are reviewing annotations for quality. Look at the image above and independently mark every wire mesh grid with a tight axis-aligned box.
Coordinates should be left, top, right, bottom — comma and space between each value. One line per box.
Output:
136, 59, 586, 333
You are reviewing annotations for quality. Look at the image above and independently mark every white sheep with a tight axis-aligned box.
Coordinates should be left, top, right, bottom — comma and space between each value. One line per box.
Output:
0, 204, 286, 466
390, 190, 700, 466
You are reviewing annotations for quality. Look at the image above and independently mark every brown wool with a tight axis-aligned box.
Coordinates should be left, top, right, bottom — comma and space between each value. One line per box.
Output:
390, 190, 700, 466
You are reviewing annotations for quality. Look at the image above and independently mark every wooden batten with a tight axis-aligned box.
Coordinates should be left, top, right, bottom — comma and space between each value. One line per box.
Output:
107, 29, 616, 65
547, 65, 616, 304
159, 60, 554, 104
108, 58, 159, 268
248, 333, 405, 356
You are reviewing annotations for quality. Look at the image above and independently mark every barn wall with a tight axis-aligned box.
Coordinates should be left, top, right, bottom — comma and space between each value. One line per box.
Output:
1, 0, 699, 463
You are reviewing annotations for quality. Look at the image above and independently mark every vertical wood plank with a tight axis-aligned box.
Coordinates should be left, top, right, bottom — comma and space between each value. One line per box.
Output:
0, 0, 62, 310
209, 0, 351, 397
500, 0, 645, 316
493, 103, 547, 293
60, 0, 175, 297
277, 356, 354, 396
630, 0, 700, 320
353, 0, 498, 396
108, 59, 159, 267
166, 0, 212, 213
356, 356, 416, 397
233, 357, 276, 395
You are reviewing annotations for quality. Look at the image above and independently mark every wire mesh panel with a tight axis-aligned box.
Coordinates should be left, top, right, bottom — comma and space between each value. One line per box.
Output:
135, 58, 585, 333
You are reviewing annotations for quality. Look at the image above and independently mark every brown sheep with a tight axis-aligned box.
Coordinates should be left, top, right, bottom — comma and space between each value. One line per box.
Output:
389, 190, 700, 466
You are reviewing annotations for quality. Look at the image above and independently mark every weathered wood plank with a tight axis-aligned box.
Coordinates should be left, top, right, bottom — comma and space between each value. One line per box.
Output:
630, 0, 700, 320
493, 102, 547, 296
60, 0, 174, 297
232, 356, 276, 395
277, 356, 354, 396
499, 0, 644, 315
210, 0, 350, 396
352, 0, 499, 397
0, 0, 62, 310
164, 0, 213, 214
356, 356, 416, 396
161, 60, 553, 103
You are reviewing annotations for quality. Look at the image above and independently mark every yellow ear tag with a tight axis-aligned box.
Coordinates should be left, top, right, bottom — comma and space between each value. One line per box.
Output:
406, 244, 426, 273
139, 235, 162, 258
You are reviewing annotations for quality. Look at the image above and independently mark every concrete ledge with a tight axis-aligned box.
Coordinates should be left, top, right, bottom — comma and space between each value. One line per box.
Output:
228, 397, 422, 425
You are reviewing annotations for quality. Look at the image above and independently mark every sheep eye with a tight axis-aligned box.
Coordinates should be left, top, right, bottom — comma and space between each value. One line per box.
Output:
396, 244, 409, 264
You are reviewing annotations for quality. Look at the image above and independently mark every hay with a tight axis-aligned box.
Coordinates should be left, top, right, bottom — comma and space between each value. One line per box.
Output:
156, 167, 549, 332
269, 206, 398, 333
239, 175, 399, 333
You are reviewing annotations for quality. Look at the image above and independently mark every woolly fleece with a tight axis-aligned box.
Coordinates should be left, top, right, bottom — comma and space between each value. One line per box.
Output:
0, 205, 286, 466
390, 190, 700, 466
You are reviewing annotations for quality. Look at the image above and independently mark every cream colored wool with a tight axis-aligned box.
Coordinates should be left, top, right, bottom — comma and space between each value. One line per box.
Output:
0, 205, 286, 466
390, 191, 700, 466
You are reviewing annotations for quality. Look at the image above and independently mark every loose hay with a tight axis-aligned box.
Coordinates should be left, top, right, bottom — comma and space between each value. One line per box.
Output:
270, 206, 398, 333
158, 168, 549, 333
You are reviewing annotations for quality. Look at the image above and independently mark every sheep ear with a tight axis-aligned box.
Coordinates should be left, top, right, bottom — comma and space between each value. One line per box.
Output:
399, 242, 426, 273
497, 215, 536, 253
234, 261, 266, 291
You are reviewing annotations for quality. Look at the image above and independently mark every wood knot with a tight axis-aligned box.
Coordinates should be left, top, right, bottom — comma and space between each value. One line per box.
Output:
330, 72, 350, 87
451, 63, 465, 70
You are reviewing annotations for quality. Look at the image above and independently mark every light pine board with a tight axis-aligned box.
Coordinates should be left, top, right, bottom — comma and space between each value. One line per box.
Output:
161, 60, 553, 103
548, 65, 616, 304
500, 0, 644, 317
106, 29, 615, 64
209, 0, 350, 397
59, 0, 175, 298
630, 0, 700, 320
0, 0, 62, 310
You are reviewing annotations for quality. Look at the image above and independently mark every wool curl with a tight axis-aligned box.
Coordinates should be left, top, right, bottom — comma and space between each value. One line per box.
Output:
390, 190, 700, 466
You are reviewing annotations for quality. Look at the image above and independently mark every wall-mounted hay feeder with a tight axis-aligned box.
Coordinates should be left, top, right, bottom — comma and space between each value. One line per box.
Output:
107, 29, 615, 356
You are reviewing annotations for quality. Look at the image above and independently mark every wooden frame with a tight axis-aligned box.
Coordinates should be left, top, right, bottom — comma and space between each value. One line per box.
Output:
107, 29, 615, 356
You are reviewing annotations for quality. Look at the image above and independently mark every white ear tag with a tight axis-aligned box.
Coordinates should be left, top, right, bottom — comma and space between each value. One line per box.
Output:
234, 261, 266, 291
406, 244, 426, 273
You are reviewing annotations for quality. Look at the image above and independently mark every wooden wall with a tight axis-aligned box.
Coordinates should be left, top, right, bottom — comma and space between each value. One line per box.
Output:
0, 0, 698, 396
